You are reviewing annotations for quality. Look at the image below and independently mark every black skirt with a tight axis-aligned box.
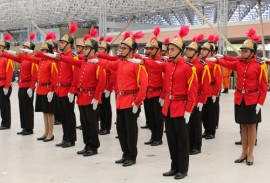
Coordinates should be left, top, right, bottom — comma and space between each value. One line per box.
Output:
35, 94, 55, 113
234, 99, 261, 124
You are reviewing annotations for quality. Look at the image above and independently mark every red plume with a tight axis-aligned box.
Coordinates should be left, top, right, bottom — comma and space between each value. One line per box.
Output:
123, 31, 132, 40
69, 22, 78, 35
196, 34, 205, 42
164, 37, 170, 44
252, 35, 261, 42
83, 34, 91, 41
246, 28, 257, 39
29, 32, 36, 41
132, 31, 144, 40
45, 32, 56, 41
99, 36, 104, 42
213, 35, 219, 43
192, 36, 197, 42
4, 33, 13, 41
152, 26, 160, 37
179, 26, 189, 38
89, 28, 98, 38
207, 34, 215, 43
106, 36, 114, 43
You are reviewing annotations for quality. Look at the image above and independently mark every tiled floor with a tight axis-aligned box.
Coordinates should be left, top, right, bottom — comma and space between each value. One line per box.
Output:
0, 84, 270, 183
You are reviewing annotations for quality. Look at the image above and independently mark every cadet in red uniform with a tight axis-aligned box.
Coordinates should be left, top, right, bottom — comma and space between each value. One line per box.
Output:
185, 34, 210, 155
1, 33, 37, 135
0, 33, 14, 130
200, 34, 222, 139
128, 26, 198, 179
56, 29, 106, 156
55, 23, 79, 148
143, 26, 164, 146
97, 36, 115, 135
88, 31, 148, 167
209, 28, 267, 166
19, 33, 57, 142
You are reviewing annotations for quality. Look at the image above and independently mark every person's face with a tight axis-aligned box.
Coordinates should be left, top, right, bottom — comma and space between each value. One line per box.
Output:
118, 44, 131, 57
58, 40, 70, 52
145, 47, 158, 57
168, 44, 181, 60
83, 46, 95, 58
200, 48, 210, 58
98, 47, 106, 53
186, 48, 197, 59
240, 48, 253, 59
76, 45, 84, 54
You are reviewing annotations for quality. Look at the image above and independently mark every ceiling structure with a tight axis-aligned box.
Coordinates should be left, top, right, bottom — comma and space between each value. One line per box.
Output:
0, 0, 269, 31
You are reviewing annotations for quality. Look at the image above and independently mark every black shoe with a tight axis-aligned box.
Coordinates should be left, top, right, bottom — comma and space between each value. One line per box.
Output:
115, 136, 119, 138
115, 158, 127, 164
163, 170, 177, 176
62, 141, 75, 148
56, 141, 67, 147
122, 160, 136, 167
222, 89, 229, 93
17, 129, 26, 135
22, 130, 33, 136
76, 126, 82, 130
151, 140, 163, 146
205, 134, 215, 139
0, 126, 10, 130
202, 132, 208, 138
37, 136, 47, 141
100, 130, 110, 135
246, 160, 254, 166
83, 150, 98, 156
235, 140, 242, 145
141, 124, 149, 129
174, 172, 187, 179
144, 139, 154, 145
43, 135, 54, 142
54, 120, 62, 125
234, 156, 247, 163
190, 149, 201, 155
77, 148, 87, 155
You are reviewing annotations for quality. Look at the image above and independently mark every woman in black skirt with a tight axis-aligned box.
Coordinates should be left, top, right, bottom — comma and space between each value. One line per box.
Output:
208, 28, 268, 165
19, 34, 57, 142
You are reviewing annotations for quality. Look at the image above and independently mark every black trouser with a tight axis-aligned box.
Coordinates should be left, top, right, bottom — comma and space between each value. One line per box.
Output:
18, 88, 34, 130
79, 104, 100, 151
165, 109, 189, 174
116, 108, 138, 161
214, 96, 220, 128
143, 99, 150, 126
54, 93, 62, 123
145, 97, 164, 141
58, 96, 76, 142
189, 107, 202, 150
99, 93, 112, 131
0, 86, 12, 128
202, 97, 216, 135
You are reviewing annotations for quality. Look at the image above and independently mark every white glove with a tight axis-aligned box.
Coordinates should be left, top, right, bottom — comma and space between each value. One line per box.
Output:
184, 112, 191, 124
205, 57, 217, 62
87, 58, 99, 64
20, 48, 33, 54
159, 98, 164, 107
47, 92, 54, 103
197, 102, 203, 112
67, 92, 75, 103
127, 58, 142, 64
91, 98, 98, 110
4, 50, 17, 55
262, 57, 270, 62
132, 102, 138, 114
256, 104, 262, 114
27, 88, 33, 98
215, 54, 224, 59
43, 53, 57, 58
104, 89, 111, 98
3, 88, 8, 95
212, 96, 217, 103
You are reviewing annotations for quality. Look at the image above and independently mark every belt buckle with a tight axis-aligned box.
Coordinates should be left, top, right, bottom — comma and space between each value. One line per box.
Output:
169, 95, 172, 100
241, 90, 246, 94
119, 91, 122, 96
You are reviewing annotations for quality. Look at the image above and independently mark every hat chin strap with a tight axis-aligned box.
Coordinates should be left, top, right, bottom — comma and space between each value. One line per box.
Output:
86, 48, 94, 58
170, 50, 182, 60
187, 51, 197, 60
242, 51, 254, 61
202, 50, 211, 59
122, 48, 133, 59
60, 42, 68, 53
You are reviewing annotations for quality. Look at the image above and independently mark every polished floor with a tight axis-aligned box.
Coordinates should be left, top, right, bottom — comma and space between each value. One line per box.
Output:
0, 84, 270, 183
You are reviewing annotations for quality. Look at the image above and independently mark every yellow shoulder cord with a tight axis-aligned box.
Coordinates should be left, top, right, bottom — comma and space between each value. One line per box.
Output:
72, 56, 79, 71
188, 66, 197, 91
6, 59, 14, 72
259, 63, 268, 83
137, 65, 148, 87
202, 65, 211, 84
51, 62, 58, 75
96, 65, 100, 80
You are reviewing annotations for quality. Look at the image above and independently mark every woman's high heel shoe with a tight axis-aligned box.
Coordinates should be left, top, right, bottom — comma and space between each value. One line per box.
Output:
246, 157, 254, 166
37, 136, 46, 141
234, 156, 247, 163
43, 135, 54, 142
